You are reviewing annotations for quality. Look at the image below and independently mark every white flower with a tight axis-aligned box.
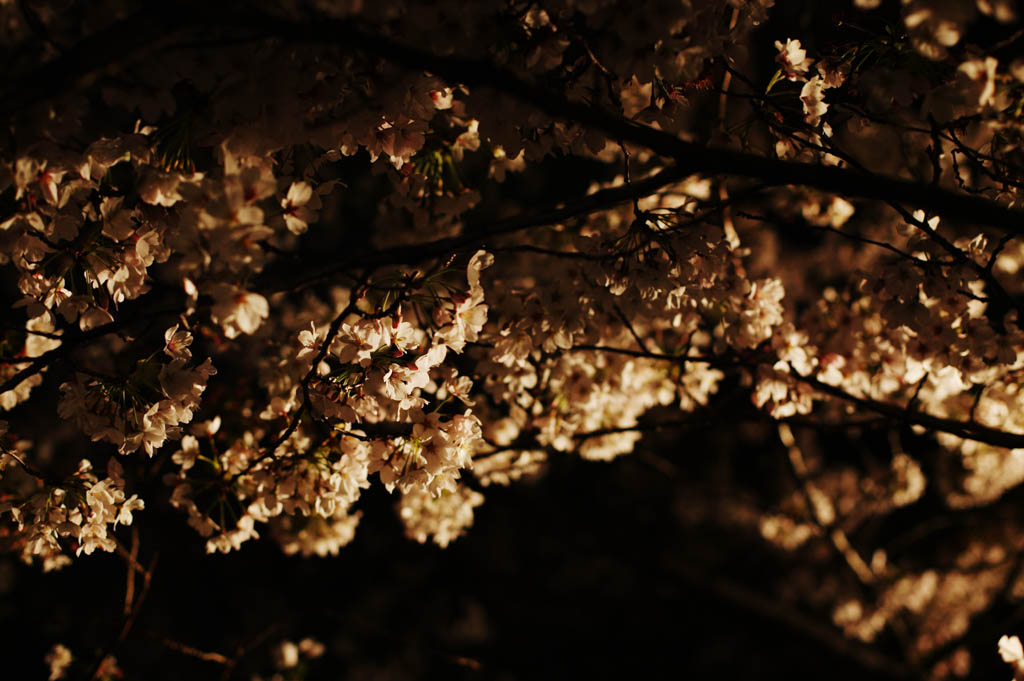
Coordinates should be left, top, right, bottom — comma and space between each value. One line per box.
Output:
299, 638, 325, 658
399, 484, 484, 548
280, 181, 319, 235
210, 284, 269, 338
275, 641, 300, 669
800, 76, 828, 126
467, 249, 493, 294
1000, 634, 1024, 663
959, 56, 999, 108
297, 322, 323, 360
115, 495, 144, 528
1000, 634, 1024, 680
45, 644, 73, 681
164, 324, 193, 360
430, 88, 453, 109
775, 39, 813, 80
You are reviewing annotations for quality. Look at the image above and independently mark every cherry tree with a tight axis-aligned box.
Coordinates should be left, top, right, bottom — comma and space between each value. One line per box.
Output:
4, 0, 1024, 678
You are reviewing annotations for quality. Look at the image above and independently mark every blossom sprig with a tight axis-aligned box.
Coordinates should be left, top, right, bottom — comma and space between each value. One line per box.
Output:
2, 457, 143, 569
157, 252, 494, 551
56, 325, 215, 456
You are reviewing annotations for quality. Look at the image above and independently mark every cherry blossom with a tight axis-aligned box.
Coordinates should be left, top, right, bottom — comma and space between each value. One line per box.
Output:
5, 1, 1024, 676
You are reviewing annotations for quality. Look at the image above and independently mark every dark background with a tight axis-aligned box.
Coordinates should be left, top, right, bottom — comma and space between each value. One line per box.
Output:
2, 431, 885, 681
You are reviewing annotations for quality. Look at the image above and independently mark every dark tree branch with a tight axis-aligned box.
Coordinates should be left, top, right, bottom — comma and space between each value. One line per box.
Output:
260, 11, 1024, 235
260, 164, 692, 294
7, 6, 1024, 236
566, 343, 1024, 450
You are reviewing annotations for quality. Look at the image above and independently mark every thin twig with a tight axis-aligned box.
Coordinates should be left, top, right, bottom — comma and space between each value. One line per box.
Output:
151, 635, 231, 665
779, 422, 876, 586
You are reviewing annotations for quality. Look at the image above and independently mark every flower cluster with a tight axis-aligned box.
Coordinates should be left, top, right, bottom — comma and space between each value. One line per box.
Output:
2, 458, 142, 570
57, 325, 216, 455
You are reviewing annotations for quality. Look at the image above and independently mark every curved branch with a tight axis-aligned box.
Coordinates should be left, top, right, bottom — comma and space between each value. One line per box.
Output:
801, 375, 1024, 450
253, 12, 1024, 235
0, 304, 181, 398
9, 6, 1024, 234
569, 343, 1024, 450
260, 163, 691, 293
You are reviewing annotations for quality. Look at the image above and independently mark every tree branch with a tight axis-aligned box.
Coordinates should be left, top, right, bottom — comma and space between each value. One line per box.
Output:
260, 164, 691, 294
9, 6, 1024, 235
262, 11, 1024, 235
